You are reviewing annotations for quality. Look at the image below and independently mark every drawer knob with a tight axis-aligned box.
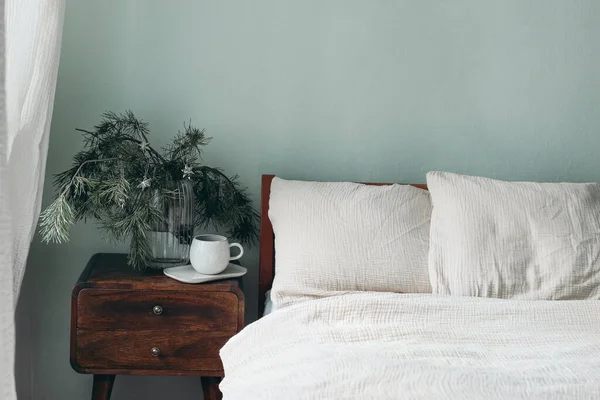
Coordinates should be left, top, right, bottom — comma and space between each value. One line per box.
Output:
152, 305, 163, 315
150, 347, 161, 357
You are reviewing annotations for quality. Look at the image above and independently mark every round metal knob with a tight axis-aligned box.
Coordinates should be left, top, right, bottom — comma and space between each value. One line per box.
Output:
150, 347, 160, 357
152, 305, 163, 315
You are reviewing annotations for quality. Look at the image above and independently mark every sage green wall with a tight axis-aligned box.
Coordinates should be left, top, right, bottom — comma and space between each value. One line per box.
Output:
17, 0, 600, 399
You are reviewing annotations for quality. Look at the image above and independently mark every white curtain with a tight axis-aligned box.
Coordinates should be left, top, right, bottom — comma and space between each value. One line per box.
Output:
0, 1, 14, 397
1, 0, 66, 398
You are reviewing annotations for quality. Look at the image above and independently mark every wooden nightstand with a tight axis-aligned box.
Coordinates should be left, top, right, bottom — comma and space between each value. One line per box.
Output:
70, 253, 244, 400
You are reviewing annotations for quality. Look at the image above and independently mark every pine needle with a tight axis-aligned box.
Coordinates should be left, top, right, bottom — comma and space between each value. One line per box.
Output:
39, 196, 75, 243
39, 110, 259, 269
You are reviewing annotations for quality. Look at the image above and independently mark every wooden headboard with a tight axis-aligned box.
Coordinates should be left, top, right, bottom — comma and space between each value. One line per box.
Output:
258, 174, 428, 316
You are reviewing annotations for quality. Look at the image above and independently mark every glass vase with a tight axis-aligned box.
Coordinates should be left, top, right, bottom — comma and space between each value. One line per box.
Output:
147, 180, 195, 268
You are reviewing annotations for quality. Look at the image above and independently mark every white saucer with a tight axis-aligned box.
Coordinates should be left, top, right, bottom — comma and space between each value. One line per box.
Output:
164, 263, 247, 284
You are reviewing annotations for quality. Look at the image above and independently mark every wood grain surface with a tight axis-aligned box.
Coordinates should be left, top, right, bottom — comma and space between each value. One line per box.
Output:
70, 253, 244, 398
73, 329, 230, 372
77, 289, 239, 331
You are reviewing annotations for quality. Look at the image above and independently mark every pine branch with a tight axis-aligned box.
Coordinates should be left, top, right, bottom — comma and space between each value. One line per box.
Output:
88, 111, 166, 164
128, 227, 152, 270
53, 149, 100, 190
193, 166, 259, 245
39, 195, 76, 243
41, 110, 259, 269
59, 157, 119, 197
95, 110, 150, 139
125, 201, 163, 269
98, 177, 130, 205
164, 122, 212, 163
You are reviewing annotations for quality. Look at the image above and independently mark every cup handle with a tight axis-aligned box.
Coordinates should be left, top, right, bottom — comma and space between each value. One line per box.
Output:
229, 243, 244, 261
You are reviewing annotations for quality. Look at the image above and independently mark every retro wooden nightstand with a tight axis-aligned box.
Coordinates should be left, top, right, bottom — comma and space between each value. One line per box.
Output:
70, 253, 244, 400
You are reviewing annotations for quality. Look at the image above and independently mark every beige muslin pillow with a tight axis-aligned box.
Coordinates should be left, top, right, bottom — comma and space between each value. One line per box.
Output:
427, 171, 600, 300
269, 177, 432, 309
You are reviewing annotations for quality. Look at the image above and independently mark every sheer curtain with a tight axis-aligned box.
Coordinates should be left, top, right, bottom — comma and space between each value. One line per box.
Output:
2, 0, 66, 398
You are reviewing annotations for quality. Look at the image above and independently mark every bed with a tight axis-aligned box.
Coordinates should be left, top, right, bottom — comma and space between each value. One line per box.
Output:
219, 174, 600, 400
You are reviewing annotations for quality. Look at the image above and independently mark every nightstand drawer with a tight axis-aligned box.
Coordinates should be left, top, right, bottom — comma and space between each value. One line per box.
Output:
77, 289, 239, 331
74, 329, 229, 372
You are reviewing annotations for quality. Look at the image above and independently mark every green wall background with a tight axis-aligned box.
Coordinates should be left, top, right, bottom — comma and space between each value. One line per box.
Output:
17, 0, 600, 398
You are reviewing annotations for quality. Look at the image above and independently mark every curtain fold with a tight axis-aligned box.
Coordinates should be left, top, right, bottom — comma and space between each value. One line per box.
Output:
2, 0, 66, 398
6, 0, 66, 298
0, 1, 15, 397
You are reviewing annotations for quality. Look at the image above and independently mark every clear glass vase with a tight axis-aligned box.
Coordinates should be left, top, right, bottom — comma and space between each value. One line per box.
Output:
147, 180, 195, 268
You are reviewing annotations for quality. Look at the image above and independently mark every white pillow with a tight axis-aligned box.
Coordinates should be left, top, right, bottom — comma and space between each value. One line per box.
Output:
427, 171, 600, 300
269, 177, 432, 309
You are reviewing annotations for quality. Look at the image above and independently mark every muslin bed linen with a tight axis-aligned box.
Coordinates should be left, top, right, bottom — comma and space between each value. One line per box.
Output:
220, 292, 600, 400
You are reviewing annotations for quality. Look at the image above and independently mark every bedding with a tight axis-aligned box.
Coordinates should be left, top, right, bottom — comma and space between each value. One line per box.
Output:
427, 171, 600, 300
263, 290, 275, 316
220, 292, 600, 399
269, 177, 432, 309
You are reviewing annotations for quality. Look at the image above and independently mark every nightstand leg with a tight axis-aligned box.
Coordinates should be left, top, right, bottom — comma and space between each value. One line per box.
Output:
201, 376, 222, 400
92, 374, 115, 400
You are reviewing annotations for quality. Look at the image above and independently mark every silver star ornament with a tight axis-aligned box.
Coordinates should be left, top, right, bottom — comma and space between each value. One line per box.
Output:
139, 141, 150, 152
138, 177, 152, 190
182, 165, 194, 179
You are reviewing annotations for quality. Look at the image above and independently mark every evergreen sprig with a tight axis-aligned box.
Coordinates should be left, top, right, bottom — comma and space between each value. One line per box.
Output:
40, 111, 259, 269
40, 195, 75, 243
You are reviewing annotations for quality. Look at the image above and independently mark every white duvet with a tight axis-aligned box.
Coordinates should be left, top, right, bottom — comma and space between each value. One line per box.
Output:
220, 293, 600, 400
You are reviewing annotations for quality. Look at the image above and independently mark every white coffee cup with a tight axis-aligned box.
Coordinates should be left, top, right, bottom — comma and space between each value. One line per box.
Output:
189, 234, 244, 275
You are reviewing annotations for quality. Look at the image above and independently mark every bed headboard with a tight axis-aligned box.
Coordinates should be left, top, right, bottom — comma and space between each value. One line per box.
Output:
258, 174, 428, 316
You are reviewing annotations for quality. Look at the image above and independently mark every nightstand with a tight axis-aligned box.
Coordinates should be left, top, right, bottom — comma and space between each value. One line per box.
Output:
70, 253, 244, 400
